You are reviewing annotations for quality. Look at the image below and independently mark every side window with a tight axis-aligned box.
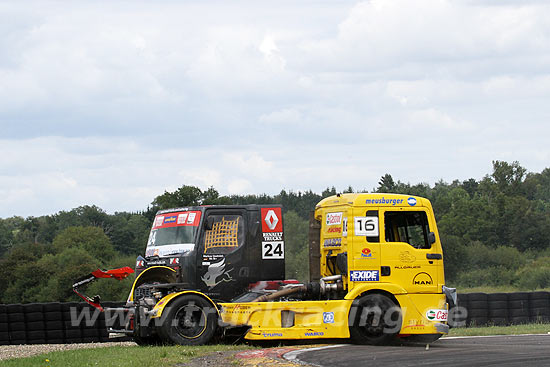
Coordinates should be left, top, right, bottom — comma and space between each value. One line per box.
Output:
384, 211, 431, 249
203, 215, 244, 255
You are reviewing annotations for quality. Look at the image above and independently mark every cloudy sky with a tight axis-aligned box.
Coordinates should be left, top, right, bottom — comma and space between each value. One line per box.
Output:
1, 0, 550, 218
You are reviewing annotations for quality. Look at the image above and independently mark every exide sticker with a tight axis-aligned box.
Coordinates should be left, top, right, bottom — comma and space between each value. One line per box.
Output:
327, 227, 342, 233
350, 270, 379, 282
326, 212, 343, 226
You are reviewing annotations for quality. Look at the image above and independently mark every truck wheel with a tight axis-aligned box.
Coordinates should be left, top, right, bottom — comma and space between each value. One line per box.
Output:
157, 295, 217, 346
349, 293, 401, 345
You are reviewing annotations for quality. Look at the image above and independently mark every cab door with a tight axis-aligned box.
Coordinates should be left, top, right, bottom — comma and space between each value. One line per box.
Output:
197, 209, 247, 300
379, 208, 441, 293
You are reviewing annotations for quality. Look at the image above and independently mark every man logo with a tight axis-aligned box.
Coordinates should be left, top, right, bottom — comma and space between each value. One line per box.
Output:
413, 272, 433, 286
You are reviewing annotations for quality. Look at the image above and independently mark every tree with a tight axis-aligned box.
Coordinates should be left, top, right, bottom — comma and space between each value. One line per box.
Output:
53, 226, 115, 264
152, 185, 203, 209
377, 174, 396, 193
283, 211, 309, 281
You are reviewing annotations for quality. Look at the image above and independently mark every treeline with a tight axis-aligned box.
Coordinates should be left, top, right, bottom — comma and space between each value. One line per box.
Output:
1, 160, 550, 303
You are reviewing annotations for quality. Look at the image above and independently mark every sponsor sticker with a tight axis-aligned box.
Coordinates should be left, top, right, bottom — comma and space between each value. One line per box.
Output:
323, 238, 342, 248
326, 212, 343, 226
262, 332, 283, 338
399, 251, 416, 263
407, 197, 417, 206
323, 312, 335, 324
342, 217, 348, 237
164, 215, 177, 224
187, 212, 197, 224
350, 270, 379, 282
177, 213, 188, 224
154, 216, 164, 227
413, 272, 434, 286
361, 248, 373, 258
305, 332, 324, 337
261, 207, 283, 232
327, 226, 342, 233
426, 309, 448, 322
394, 265, 420, 270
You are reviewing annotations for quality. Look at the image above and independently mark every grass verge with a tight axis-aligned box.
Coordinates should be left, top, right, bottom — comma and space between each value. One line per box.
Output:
0, 344, 251, 367
447, 323, 550, 337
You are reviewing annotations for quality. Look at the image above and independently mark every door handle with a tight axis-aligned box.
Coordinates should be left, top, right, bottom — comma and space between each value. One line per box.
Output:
426, 253, 442, 260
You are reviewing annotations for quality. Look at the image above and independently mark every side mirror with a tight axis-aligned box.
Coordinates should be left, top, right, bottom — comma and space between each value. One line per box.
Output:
205, 217, 214, 230
428, 232, 436, 245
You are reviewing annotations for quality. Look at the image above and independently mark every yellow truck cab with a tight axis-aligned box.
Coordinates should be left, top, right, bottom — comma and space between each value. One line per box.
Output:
219, 193, 454, 344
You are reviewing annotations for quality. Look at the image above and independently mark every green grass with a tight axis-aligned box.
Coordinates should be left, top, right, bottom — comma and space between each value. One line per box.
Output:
447, 323, 550, 337
0, 344, 251, 367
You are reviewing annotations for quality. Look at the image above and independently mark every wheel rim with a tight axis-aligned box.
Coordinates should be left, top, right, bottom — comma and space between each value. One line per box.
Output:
173, 303, 207, 339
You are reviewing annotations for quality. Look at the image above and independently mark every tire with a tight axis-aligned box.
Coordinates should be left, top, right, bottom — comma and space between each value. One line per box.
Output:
488, 317, 507, 326
0, 331, 9, 341
9, 322, 26, 332
44, 312, 63, 321
509, 308, 529, 317
7, 305, 24, 314
529, 299, 550, 308
529, 292, 550, 301
43, 303, 62, 313
468, 301, 488, 309
65, 329, 82, 339
467, 309, 488, 318
488, 293, 508, 302
26, 312, 44, 322
156, 295, 218, 346
46, 330, 64, 340
488, 309, 507, 318
467, 293, 487, 302
509, 316, 529, 325
508, 293, 529, 301
509, 300, 529, 309
488, 301, 507, 310
8, 313, 25, 323
24, 303, 43, 313
27, 321, 45, 331
348, 293, 402, 345
45, 321, 64, 330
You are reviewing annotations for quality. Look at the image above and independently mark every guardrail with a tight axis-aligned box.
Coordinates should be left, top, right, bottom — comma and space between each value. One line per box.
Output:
1, 291, 549, 345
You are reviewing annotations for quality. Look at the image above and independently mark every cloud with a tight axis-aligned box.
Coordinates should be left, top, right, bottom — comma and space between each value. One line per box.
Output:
1, 0, 550, 217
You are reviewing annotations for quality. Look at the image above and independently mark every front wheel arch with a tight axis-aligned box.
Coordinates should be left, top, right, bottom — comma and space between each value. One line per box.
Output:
156, 294, 218, 345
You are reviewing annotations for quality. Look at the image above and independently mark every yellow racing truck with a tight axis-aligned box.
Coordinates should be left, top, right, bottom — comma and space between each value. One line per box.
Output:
74, 193, 456, 345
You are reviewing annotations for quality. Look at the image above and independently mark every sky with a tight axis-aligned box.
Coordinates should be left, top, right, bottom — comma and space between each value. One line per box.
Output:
1, 0, 550, 218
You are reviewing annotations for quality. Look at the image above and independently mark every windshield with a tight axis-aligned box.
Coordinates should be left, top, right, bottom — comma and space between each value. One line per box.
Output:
145, 211, 202, 258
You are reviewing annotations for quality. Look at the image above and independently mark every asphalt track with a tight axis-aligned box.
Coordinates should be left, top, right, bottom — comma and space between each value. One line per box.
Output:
286, 334, 550, 367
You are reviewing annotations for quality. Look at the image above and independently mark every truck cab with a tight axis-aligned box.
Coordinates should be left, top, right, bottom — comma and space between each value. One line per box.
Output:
132, 205, 285, 302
